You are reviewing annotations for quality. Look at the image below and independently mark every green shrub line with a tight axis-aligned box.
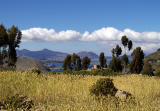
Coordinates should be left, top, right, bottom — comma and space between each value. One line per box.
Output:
48, 69, 123, 76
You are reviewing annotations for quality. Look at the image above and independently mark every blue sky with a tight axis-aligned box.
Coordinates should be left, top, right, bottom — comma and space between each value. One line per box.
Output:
1, 0, 160, 55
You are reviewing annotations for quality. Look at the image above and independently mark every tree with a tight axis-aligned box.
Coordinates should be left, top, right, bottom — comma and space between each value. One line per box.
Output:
141, 61, 154, 76
109, 57, 122, 72
121, 54, 129, 73
0, 24, 8, 46
130, 47, 144, 74
114, 45, 122, 57
0, 24, 22, 67
121, 36, 133, 73
63, 55, 72, 70
99, 52, 107, 69
109, 45, 122, 72
121, 54, 129, 66
76, 57, 82, 71
112, 48, 115, 57
128, 40, 133, 51
121, 35, 128, 54
71, 53, 81, 71
71, 53, 77, 65
82, 56, 90, 70
7, 25, 22, 66
0, 24, 8, 65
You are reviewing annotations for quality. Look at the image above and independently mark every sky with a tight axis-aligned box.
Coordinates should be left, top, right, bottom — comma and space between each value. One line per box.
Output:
1, 0, 160, 56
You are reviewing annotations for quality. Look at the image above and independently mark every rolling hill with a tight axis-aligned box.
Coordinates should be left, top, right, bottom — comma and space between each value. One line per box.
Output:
144, 50, 160, 70
16, 57, 48, 71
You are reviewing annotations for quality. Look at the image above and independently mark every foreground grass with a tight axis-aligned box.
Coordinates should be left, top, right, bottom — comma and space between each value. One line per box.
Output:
0, 71, 160, 110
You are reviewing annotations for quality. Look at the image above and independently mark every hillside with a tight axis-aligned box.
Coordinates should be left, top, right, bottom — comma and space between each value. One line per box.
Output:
16, 57, 48, 71
144, 50, 160, 70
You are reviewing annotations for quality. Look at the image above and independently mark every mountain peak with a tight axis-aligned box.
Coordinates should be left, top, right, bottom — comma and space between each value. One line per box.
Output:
20, 49, 30, 52
77, 51, 98, 59
42, 48, 52, 52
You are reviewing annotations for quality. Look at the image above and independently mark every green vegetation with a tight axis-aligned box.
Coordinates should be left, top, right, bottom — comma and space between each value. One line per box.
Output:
109, 57, 122, 72
0, 24, 22, 67
90, 78, 117, 97
121, 54, 129, 66
114, 45, 122, 57
82, 56, 90, 70
71, 53, 81, 71
62, 69, 121, 76
63, 53, 83, 71
1, 71, 160, 110
63, 55, 72, 70
121, 35, 133, 54
99, 52, 107, 69
130, 47, 144, 73
109, 44, 122, 72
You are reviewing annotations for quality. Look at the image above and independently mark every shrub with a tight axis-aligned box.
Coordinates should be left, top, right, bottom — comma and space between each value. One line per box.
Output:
2, 94, 34, 110
90, 78, 118, 97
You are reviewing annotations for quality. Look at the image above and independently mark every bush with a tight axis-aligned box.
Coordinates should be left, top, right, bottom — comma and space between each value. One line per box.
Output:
2, 94, 34, 110
90, 78, 118, 97
26, 68, 41, 74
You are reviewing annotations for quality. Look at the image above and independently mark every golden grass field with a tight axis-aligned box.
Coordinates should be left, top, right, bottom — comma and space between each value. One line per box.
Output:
0, 71, 160, 110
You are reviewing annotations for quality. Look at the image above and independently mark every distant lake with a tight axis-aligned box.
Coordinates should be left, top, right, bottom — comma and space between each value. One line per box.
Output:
52, 68, 63, 72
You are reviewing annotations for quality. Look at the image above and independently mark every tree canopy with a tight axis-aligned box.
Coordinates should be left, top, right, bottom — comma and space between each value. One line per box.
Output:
99, 52, 107, 69
130, 47, 144, 73
0, 24, 22, 66
82, 56, 91, 70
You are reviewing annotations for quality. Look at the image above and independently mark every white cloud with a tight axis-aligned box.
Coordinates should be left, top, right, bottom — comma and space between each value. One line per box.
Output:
22, 27, 160, 53
22, 28, 81, 42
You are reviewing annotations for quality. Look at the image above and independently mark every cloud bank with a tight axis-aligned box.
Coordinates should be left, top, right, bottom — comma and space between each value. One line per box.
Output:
22, 27, 160, 52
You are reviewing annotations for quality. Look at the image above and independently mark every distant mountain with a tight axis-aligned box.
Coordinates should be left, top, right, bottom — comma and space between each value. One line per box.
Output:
17, 49, 68, 61
17, 49, 99, 61
77, 51, 98, 59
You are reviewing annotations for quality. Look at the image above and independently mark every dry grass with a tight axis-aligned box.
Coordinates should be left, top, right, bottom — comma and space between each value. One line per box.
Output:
0, 71, 160, 110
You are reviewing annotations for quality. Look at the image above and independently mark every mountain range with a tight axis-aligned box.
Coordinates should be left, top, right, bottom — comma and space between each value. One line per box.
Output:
17, 49, 99, 61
